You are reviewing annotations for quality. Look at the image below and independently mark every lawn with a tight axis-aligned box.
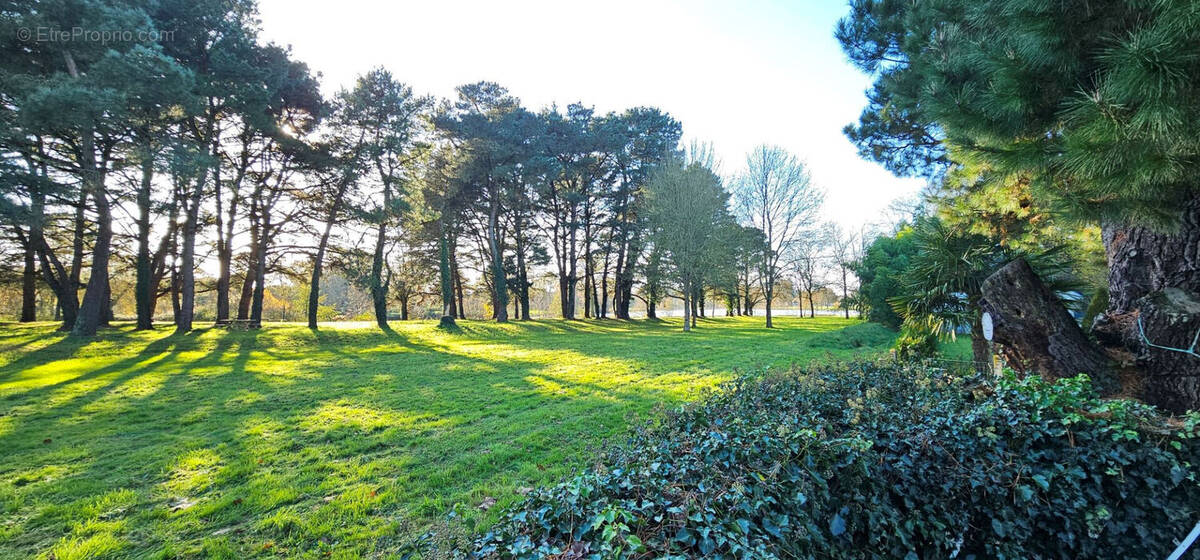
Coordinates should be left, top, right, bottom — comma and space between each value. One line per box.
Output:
0, 316, 895, 559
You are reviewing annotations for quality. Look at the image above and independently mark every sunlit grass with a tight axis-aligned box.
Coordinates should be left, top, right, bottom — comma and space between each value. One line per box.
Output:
0, 316, 894, 558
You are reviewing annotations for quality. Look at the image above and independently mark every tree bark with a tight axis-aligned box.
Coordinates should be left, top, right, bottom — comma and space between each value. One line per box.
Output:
980, 259, 1118, 393
969, 313, 990, 369
19, 232, 36, 322
1093, 194, 1200, 412
135, 144, 154, 330
438, 217, 457, 329
249, 218, 269, 328
764, 282, 774, 328
371, 219, 389, 330
215, 133, 248, 324
682, 279, 691, 332
29, 183, 77, 330
516, 232, 531, 320
237, 202, 259, 321
488, 191, 508, 322
176, 172, 206, 333
236, 251, 256, 321
71, 126, 111, 337
842, 266, 850, 320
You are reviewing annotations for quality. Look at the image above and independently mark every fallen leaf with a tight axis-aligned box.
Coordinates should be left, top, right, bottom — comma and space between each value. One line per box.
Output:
478, 496, 497, 511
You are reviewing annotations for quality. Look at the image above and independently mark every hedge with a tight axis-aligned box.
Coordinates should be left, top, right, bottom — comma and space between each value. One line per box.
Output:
464, 363, 1199, 559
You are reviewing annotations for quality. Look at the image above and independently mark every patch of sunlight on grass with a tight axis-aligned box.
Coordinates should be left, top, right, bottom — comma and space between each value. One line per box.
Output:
300, 400, 444, 434
225, 389, 266, 408
40, 531, 125, 560
0, 316, 895, 558
10, 464, 73, 488
162, 448, 223, 496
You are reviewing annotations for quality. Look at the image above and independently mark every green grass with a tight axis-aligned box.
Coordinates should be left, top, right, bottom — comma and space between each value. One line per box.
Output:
0, 316, 893, 559
938, 336, 976, 361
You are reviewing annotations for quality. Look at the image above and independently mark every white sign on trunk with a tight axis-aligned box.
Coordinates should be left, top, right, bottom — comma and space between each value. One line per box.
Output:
981, 311, 994, 341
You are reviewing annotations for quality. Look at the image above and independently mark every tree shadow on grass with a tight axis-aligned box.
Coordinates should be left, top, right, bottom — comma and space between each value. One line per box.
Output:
0, 317, 881, 557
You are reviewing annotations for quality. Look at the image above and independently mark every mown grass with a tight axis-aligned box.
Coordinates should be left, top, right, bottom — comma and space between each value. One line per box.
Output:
0, 316, 894, 559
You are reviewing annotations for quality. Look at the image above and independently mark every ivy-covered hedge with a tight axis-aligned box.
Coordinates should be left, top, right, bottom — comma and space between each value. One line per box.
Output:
468, 364, 1199, 559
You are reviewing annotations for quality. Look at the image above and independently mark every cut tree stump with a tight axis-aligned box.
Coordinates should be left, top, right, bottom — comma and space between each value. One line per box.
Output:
980, 258, 1118, 394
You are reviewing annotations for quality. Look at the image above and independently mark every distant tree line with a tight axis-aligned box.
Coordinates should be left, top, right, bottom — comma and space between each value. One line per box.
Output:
0, 0, 848, 334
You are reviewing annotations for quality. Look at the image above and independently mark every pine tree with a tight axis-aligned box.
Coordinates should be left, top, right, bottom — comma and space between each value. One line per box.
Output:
839, 0, 1200, 411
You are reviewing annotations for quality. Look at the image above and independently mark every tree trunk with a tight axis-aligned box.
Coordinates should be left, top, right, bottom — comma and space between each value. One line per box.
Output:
72, 129, 110, 337
438, 218, 457, 329
682, 280, 691, 333
171, 265, 181, 324
215, 136, 242, 325
842, 267, 850, 320
308, 180, 348, 330
1093, 194, 1200, 412
980, 258, 1118, 393
250, 223, 268, 328
764, 282, 774, 328
20, 234, 36, 322
100, 276, 112, 326
307, 237, 327, 330
29, 188, 77, 330
488, 193, 508, 322
517, 236, 531, 321
453, 247, 465, 319
176, 174, 204, 334
236, 252, 256, 320
215, 241, 232, 323
135, 146, 154, 330
969, 313, 990, 370
371, 219, 389, 330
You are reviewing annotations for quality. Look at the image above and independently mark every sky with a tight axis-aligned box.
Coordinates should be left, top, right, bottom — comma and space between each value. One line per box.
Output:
255, 0, 926, 232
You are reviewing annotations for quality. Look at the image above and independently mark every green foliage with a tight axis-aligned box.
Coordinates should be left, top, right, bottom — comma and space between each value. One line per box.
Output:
469, 364, 1199, 559
892, 215, 1077, 338
644, 154, 736, 330
854, 227, 919, 329
839, 0, 1200, 226
893, 327, 939, 360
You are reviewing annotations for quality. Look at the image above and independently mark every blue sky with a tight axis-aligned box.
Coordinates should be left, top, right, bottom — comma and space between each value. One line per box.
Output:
256, 0, 926, 231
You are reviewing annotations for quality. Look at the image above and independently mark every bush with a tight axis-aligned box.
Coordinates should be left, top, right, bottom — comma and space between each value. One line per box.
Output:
808, 322, 896, 350
893, 327, 939, 361
466, 364, 1199, 559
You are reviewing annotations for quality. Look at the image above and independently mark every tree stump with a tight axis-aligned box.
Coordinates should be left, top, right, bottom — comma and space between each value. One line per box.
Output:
980, 259, 1118, 394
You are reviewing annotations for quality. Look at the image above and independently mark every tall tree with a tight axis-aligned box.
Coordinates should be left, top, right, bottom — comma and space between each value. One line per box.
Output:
435, 82, 537, 322
645, 154, 733, 332
839, 0, 1200, 410
734, 146, 823, 328
608, 108, 681, 319
827, 224, 858, 319
4, 1, 194, 335
155, 0, 268, 332
302, 99, 368, 329
341, 68, 430, 330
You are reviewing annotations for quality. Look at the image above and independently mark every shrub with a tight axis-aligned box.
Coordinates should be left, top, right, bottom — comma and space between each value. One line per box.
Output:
808, 322, 896, 350
465, 364, 1199, 559
893, 327, 939, 360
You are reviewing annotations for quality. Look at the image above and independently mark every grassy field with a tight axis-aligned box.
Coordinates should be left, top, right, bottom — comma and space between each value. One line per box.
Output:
0, 316, 895, 559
